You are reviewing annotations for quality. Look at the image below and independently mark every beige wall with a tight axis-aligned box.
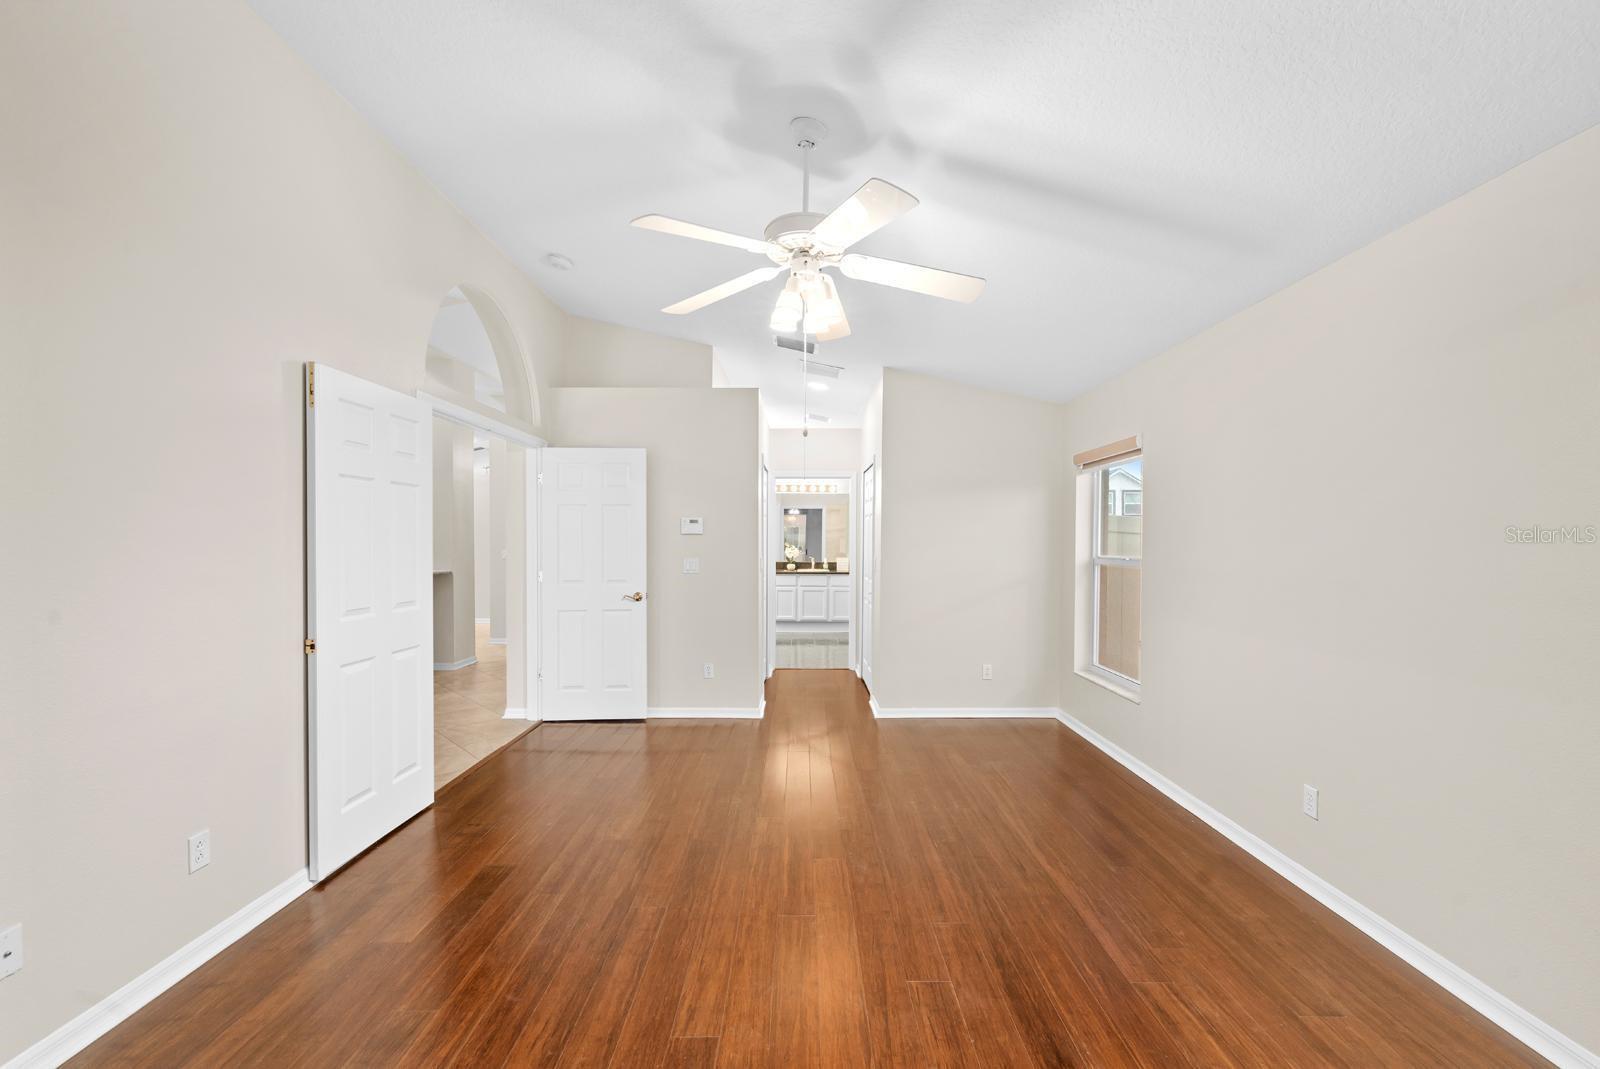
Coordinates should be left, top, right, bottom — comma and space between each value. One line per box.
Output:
768, 427, 861, 474
474, 465, 492, 618
559, 315, 711, 387
430, 416, 477, 665
1059, 127, 1600, 1050
871, 369, 1065, 711
488, 439, 510, 642
551, 388, 762, 712
0, 1, 558, 1060
858, 377, 884, 681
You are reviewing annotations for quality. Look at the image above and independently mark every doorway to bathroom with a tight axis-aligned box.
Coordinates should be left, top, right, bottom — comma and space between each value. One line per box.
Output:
769, 473, 855, 670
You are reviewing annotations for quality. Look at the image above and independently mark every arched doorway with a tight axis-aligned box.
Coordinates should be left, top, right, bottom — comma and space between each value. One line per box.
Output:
423, 285, 539, 789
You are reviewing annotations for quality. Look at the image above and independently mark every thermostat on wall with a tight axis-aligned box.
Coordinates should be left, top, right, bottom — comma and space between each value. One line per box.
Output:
680, 517, 704, 535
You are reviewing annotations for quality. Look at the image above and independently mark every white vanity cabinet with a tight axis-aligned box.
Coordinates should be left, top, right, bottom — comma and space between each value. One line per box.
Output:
774, 571, 852, 623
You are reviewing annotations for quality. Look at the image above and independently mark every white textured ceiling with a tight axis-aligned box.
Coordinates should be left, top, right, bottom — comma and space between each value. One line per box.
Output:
251, 0, 1599, 427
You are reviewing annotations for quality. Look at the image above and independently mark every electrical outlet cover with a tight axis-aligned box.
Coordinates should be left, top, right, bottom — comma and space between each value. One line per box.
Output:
188, 829, 211, 873
1302, 785, 1320, 820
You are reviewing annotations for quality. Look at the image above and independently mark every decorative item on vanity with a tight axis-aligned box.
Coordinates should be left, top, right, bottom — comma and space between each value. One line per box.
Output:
631, 116, 985, 339
784, 543, 800, 570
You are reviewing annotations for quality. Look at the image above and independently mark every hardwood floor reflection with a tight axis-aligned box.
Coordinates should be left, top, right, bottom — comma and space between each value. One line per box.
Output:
71, 670, 1546, 1067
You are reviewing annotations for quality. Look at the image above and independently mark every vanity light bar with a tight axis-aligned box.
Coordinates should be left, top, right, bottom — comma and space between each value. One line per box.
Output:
776, 479, 848, 494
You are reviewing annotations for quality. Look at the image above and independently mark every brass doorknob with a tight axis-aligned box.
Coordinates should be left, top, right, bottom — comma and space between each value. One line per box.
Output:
622, 591, 646, 602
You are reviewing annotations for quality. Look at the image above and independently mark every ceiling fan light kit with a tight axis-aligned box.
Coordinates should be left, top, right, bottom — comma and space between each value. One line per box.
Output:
631, 116, 985, 344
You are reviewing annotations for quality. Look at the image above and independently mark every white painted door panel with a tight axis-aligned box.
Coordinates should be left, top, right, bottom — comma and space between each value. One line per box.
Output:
539, 448, 647, 720
306, 363, 433, 882
861, 462, 876, 690
763, 462, 775, 679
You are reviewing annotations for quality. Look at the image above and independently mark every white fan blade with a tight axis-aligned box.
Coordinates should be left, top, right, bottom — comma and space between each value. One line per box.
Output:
631, 214, 772, 255
839, 253, 985, 303
663, 267, 783, 315
811, 179, 919, 251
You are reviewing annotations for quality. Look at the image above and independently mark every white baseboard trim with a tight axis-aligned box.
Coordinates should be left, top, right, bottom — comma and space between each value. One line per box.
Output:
868, 695, 882, 717
488, 637, 507, 646
645, 707, 763, 719
871, 706, 1062, 719
5, 869, 312, 1069
1052, 708, 1597, 1069
432, 656, 477, 671
501, 707, 532, 721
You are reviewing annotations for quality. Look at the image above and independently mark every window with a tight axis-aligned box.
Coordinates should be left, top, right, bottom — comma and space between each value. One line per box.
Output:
1093, 458, 1142, 685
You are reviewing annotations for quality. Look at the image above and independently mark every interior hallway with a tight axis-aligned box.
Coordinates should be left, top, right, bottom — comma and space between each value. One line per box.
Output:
68, 672, 1544, 1067
433, 621, 530, 790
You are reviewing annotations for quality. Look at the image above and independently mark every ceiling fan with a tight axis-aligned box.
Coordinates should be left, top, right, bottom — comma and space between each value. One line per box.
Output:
631, 117, 984, 342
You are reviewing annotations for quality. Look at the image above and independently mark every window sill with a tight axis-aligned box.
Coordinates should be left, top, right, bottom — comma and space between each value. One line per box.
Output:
1075, 667, 1141, 705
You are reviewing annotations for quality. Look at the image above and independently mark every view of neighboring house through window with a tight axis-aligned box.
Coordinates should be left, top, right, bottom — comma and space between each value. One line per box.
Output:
1095, 458, 1142, 683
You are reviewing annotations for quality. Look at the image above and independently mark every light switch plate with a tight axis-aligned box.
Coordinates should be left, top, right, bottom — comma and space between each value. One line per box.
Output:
680, 517, 704, 535
682, 557, 700, 574
1302, 784, 1319, 820
0, 924, 22, 980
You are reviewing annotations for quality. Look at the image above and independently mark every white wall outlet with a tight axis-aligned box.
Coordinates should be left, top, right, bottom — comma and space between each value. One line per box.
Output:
682, 557, 700, 574
0, 924, 22, 980
703, 663, 715, 679
188, 828, 211, 873
680, 517, 704, 535
1302, 784, 1319, 821
981, 663, 993, 680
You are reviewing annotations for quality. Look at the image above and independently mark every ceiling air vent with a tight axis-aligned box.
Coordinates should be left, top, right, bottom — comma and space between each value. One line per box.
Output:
774, 334, 815, 355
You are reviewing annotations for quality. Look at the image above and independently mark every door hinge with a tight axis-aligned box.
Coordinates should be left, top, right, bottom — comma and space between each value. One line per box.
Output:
304, 638, 316, 654
537, 570, 544, 583
306, 362, 315, 408
536, 472, 544, 485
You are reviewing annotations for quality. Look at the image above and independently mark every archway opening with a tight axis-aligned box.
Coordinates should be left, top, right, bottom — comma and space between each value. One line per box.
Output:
423, 286, 537, 789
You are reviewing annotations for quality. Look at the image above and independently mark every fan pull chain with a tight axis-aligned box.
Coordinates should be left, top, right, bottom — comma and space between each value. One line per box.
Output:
801, 290, 811, 444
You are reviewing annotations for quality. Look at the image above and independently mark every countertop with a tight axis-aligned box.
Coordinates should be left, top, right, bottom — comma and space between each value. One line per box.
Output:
775, 565, 850, 575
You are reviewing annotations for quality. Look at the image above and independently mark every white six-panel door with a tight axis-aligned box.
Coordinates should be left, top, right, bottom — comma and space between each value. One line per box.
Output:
860, 461, 876, 691
539, 448, 647, 720
763, 460, 775, 680
305, 363, 433, 881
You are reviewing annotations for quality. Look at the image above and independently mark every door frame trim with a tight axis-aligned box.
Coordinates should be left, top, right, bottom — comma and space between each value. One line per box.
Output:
769, 469, 858, 674
418, 389, 547, 449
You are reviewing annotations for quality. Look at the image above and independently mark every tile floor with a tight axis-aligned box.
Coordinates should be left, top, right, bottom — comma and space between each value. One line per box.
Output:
774, 630, 850, 669
433, 621, 533, 789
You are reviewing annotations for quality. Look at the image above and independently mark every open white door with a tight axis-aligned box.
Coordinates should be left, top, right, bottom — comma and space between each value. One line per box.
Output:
763, 460, 776, 680
860, 461, 876, 691
305, 363, 433, 881
539, 448, 647, 720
